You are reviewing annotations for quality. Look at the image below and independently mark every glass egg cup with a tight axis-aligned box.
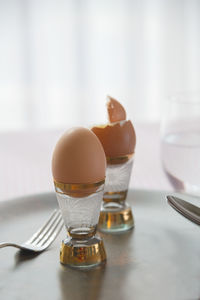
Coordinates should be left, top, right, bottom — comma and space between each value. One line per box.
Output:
54, 181, 106, 268
98, 155, 134, 233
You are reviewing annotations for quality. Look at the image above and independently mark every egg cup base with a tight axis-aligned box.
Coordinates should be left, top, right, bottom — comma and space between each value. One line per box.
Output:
60, 236, 106, 268
98, 203, 134, 233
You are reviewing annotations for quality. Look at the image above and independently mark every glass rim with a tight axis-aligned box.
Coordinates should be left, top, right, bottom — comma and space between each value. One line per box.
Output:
166, 90, 200, 105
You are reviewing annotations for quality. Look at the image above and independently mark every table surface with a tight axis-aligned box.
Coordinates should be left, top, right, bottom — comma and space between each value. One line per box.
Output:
0, 123, 172, 202
1, 190, 200, 300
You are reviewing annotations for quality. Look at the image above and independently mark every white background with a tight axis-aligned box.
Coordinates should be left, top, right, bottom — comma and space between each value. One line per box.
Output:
0, 0, 200, 131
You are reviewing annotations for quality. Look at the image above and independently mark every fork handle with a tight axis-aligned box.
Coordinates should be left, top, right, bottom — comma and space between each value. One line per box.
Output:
0, 243, 21, 249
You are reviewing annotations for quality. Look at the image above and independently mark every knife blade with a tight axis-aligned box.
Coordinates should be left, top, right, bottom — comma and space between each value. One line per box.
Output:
167, 195, 200, 226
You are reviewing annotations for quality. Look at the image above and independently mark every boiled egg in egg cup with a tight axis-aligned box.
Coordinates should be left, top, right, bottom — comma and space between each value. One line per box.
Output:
91, 96, 136, 233
52, 127, 107, 268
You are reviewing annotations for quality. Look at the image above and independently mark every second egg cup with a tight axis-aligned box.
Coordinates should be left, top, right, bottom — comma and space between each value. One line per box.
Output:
98, 155, 134, 233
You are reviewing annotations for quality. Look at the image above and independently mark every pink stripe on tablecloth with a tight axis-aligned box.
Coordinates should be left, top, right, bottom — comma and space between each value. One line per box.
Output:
0, 123, 172, 201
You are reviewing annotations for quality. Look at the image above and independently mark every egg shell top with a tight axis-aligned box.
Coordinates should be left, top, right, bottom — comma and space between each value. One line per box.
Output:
107, 96, 126, 123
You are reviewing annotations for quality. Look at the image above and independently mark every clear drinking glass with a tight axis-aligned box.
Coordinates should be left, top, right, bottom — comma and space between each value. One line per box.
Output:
161, 92, 200, 195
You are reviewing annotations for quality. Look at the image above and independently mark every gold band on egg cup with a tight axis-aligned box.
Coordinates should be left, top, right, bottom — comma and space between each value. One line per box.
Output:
103, 190, 128, 202
106, 153, 134, 165
54, 179, 105, 195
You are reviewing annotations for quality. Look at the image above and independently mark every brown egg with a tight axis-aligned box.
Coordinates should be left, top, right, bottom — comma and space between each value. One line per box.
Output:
52, 127, 106, 196
107, 96, 126, 123
91, 120, 136, 159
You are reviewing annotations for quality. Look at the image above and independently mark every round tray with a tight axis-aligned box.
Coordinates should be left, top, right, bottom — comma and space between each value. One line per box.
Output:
0, 189, 200, 300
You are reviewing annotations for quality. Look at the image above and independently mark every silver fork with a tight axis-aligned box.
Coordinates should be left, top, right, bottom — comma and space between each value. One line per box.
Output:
0, 209, 64, 252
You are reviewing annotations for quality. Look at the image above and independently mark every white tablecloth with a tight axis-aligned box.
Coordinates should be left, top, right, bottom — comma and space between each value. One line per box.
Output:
0, 123, 172, 201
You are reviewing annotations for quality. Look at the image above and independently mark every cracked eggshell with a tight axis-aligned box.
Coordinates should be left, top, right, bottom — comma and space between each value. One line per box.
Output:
91, 120, 136, 158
